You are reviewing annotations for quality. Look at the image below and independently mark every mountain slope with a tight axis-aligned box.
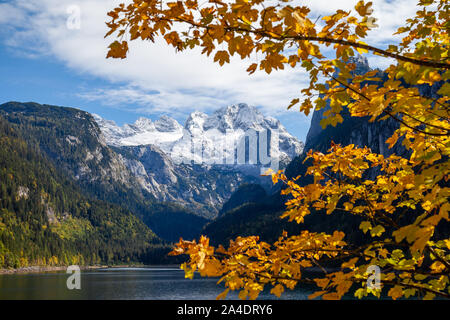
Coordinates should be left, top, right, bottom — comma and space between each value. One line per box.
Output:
0, 114, 160, 268
219, 184, 267, 216
0, 102, 207, 242
114, 144, 262, 217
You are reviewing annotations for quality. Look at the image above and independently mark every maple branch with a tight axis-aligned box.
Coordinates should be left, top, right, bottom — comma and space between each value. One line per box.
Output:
399, 111, 450, 132
172, 17, 450, 70
285, 36, 450, 70
250, 269, 450, 299
377, 279, 450, 299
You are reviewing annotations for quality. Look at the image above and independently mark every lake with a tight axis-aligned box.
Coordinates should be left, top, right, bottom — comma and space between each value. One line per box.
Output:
0, 266, 316, 300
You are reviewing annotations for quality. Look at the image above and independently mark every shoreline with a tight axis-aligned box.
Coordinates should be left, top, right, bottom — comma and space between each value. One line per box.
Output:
0, 265, 106, 275
0, 264, 181, 275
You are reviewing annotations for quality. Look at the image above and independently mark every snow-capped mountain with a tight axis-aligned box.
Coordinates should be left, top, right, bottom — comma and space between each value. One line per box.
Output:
94, 103, 304, 171
93, 104, 304, 217
93, 114, 184, 150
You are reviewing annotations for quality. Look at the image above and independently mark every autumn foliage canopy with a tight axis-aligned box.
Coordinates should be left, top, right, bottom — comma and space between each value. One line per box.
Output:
105, 0, 450, 299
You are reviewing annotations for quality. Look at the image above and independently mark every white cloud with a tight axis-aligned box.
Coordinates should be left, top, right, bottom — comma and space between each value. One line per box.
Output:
0, 0, 418, 119
0, 3, 25, 24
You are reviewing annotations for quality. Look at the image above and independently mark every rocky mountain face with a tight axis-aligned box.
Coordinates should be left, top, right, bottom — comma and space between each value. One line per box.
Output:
211, 58, 394, 220
304, 56, 405, 158
0, 102, 164, 212
95, 103, 304, 217
113, 144, 262, 217
0, 102, 133, 188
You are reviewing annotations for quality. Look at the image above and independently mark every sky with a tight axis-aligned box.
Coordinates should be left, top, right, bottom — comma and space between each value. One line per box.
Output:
0, 0, 419, 142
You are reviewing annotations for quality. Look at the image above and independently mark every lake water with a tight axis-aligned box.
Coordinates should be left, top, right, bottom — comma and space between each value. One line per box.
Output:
0, 266, 316, 300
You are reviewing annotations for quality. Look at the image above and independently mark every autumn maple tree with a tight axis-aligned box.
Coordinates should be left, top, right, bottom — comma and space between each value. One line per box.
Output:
105, 0, 450, 299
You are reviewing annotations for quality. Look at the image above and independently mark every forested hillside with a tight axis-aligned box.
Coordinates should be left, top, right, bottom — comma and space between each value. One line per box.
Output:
0, 115, 162, 268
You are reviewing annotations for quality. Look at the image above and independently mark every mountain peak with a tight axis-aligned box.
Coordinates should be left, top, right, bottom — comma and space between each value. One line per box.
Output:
185, 111, 208, 132
134, 117, 155, 132
233, 103, 265, 130
204, 103, 265, 132
96, 103, 304, 168
348, 55, 369, 67
154, 115, 182, 132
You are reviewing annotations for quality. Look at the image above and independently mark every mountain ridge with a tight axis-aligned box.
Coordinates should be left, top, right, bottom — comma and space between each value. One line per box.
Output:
94, 103, 304, 169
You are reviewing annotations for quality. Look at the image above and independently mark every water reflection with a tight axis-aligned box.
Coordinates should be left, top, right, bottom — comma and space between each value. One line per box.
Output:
0, 267, 314, 300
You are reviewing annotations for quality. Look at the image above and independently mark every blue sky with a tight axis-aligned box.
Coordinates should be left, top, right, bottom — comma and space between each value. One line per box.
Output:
0, 44, 310, 138
0, 45, 154, 125
0, 0, 417, 142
